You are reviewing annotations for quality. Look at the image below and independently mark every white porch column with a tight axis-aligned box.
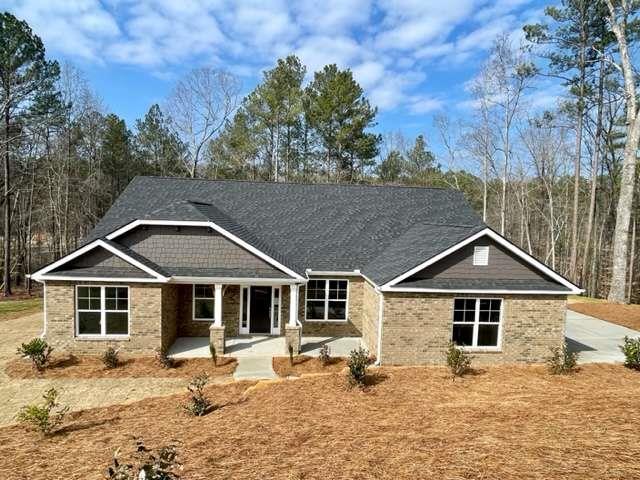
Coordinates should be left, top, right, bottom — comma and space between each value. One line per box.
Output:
214, 284, 223, 327
289, 284, 299, 326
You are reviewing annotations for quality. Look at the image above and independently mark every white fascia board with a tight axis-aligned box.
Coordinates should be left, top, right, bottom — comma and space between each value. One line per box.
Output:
380, 286, 574, 295
383, 228, 583, 293
34, 275, 165, 283
106, 220, 304, 281
31, 239, 169, 282
170, 276, 304, 285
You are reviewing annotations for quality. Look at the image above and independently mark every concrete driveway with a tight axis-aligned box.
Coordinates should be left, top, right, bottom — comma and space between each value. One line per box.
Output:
566, 309, 640, 363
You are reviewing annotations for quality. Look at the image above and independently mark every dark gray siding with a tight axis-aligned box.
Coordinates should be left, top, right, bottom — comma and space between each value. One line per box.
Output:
49, 246, 151, 278
401, 237, 564, 287
117, 225, 289, 278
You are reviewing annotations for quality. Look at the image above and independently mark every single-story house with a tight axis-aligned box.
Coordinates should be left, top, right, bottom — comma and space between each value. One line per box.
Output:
31, 176, 582, 364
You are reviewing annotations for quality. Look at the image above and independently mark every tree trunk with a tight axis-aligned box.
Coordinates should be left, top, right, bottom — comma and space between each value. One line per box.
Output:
3, 100, 11, 297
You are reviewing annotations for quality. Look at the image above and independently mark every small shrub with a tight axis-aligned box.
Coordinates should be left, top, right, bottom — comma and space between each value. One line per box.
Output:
182, 373, 211, 416
155, 348, 175, 369
446, 342, 472, 378
288, 343, 294, 366
106, 439, 181, 479
102, 347, 120, 369
17, 337, 53, 371
17, 387, 69, 436
209, 343, 217, 366
319, 344, 331, 366
620, 336, 640, 370
547, 343, 579, 375
347, 347, 369, 388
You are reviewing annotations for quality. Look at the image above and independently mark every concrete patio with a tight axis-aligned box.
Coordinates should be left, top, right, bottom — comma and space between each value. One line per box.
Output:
167, 335, 363, 358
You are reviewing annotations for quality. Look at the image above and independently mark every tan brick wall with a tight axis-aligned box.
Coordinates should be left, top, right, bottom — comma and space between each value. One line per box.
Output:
282, 277, 364, 337
160, 285, 179, 352
175, 284, 240, 338
44, 281, 166, 355
361, 281, 380, 357
381, 293, 566, 365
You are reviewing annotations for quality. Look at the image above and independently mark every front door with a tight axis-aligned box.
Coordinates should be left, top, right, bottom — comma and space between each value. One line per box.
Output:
249, 286, 272, 334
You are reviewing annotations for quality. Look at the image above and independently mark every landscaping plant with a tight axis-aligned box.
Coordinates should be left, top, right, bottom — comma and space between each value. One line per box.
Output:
17, 387, 69, 436
182, 373, 211, 416
446, 342, 472, 378
102, 347, 120, 369
155, 348, 175, 369
347, 347, 369, 387
106, 439, 181, 480
319, 344, 331, 366
620, 336, 640, 370
209, 343, 217, 366
17, 337, 53, 371
547, 343, 579, 375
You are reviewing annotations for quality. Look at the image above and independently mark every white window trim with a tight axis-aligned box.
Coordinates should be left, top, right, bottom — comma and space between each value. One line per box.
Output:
304, 279, 349, 323
239, 286, 250, 334
473, 246, 489, 266
192, 284, 216, 322
271, 286, 281, 335
75, 285, 130, 339
452, 297, 503, 351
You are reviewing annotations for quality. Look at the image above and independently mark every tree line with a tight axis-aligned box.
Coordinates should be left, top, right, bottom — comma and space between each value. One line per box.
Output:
1, 2, 639, 304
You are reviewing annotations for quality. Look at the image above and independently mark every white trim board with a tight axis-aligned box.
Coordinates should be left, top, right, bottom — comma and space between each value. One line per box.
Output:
31, 239, 169, 283
382, 228, 583, 294
381, 287, 573, 295
106, 219, 304, 280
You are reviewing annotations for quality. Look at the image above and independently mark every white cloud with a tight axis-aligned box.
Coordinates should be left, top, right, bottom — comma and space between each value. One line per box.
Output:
407, 96, 444, 114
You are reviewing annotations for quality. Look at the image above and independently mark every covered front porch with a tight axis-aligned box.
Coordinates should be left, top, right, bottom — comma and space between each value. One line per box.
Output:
167, 335, 363, 358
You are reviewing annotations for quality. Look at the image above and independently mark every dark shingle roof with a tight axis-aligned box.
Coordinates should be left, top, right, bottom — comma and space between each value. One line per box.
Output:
83, 176, 487, 284
397, 278, 572, 292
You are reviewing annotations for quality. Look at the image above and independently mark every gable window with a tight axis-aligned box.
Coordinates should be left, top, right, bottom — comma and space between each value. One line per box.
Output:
193, 285, 215, 321
76, 286, 129, 336
305, 279, 348, 322
473, 246, 489, 266
452, 298, 502, 348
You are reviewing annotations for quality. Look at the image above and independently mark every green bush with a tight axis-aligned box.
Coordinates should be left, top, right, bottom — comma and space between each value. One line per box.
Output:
319, 344, 331, 366
620, 336, 640, 370
17, 337, 53, 371
182, 373, 211, 416
17, 387, 69, 436
155, 348, 175, 369
209, 343, 217, 366
446, 342, 472, 378
102, 347, 120, 369
106, 439, 181, 480
547, 343, 579, 375
347, 347, 369, 387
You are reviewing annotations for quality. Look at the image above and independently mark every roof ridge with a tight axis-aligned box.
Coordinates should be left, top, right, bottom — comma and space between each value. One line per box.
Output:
133, 175, 456, 192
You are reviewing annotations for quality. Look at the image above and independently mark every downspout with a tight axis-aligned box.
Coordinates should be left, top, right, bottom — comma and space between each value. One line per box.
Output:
374, 287, 384, 366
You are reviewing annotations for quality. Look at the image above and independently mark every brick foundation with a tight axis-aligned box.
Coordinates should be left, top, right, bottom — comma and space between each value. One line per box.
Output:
209, 325, 225, 355
284, 325, 301, 355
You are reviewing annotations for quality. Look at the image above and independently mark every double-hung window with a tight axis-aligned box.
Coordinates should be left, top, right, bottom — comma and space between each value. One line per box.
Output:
452, 298, 502, 348
305, 279, 348, 321
193, 285, 215, 321
76, 286, 129, 336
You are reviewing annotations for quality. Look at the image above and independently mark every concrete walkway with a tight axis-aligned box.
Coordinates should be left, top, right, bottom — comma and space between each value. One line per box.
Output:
233, 356, 277, 380
566, 309, 640, 363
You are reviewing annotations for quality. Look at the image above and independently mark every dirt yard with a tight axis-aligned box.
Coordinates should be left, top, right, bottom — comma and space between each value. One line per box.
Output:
272, 355, 347, 377
6, 354, 237, 379
1, 363, 639, 479
569, 302, 640, 331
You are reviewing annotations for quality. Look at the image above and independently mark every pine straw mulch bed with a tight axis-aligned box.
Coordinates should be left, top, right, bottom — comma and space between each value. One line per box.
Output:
2, 363, 640, 480
272, 355, 347, 377
569, 302, 640, 331
5, 354, 238, 379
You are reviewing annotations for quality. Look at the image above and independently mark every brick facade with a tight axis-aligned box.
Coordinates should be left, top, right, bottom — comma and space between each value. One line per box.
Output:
361, 281, 380, 357
44, 281, 166, 355
175, 284, 240, 337
381, 293, 566, 365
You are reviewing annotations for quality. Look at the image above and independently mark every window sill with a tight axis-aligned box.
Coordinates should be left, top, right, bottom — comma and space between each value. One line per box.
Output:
75, 335, 130, 342
304, 319, 349, 323
193, 318, 215, 322
460, 347, 502, 353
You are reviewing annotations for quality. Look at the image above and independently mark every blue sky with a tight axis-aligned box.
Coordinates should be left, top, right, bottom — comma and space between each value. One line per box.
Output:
2, 0, 556, 143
